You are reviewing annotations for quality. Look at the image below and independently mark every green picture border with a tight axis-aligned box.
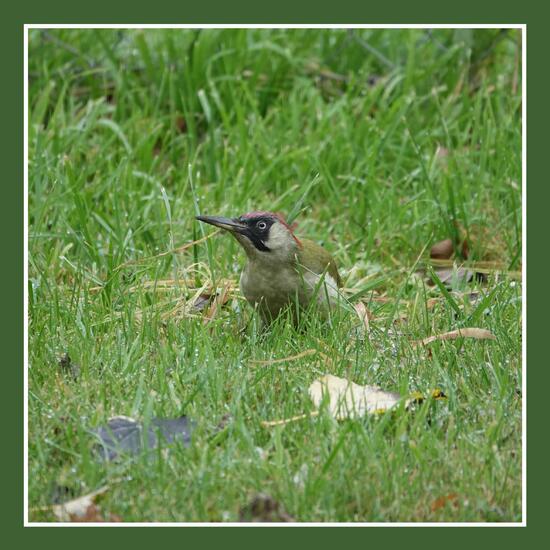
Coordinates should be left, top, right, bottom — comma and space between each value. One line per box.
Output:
8, 0, 542, 545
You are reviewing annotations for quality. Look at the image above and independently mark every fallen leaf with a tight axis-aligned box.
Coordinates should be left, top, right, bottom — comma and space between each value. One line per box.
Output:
69, 503, 122, 523
431, 493, 459, 512
430, 239, 454, 260
52, 486, 109, 522
354, 301, 371, 332
202, 282, 231, 324
412, 328, 496, 347
426, 297, 441, 309
175, 115, 187, 133
193, 293, 212, 312
92, 415, 193, 461
262, 379, 446, 427
239, 494, 294, 522
308, 374, 404, 419
431, 267, 486, 288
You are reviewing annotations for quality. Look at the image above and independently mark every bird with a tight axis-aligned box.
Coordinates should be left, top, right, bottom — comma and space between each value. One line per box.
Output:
196, 211, 343, 322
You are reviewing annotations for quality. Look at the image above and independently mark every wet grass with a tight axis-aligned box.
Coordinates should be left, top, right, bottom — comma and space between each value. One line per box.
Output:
28, 28, 522, 522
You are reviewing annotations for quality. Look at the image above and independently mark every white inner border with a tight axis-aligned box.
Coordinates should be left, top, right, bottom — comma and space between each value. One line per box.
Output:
24, 23, 526, 528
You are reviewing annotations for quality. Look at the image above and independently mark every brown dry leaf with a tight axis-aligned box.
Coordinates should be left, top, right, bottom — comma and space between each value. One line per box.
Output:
52, 486, 109, 522
308, 374, 404, 419
202, 282, 231, 324
430, 238, 454, 260
354, 302, 371, 332
431, 493, 459, 512
426, 297, 441, 309
69, 503, 122, 523
175, 115, 187, 133
429, 232, 470, 263
239, 494, 294, 523
413, 328, 496, 347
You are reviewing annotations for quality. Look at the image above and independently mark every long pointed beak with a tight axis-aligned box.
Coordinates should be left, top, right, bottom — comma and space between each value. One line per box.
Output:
195, 215, 246, 233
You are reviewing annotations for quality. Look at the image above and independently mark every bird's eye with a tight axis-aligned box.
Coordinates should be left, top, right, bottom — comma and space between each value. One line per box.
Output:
257, 221, 267, 230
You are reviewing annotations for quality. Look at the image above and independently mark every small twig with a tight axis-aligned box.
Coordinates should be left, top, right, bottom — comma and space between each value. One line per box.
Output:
114, 230, 219, 271
412, 328, 496, 348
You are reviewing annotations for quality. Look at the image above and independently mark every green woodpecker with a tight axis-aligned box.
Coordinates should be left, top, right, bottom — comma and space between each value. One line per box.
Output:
196, 211, 342, 322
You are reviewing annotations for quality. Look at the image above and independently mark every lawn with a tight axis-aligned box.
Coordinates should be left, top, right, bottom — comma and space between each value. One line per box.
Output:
27, 28, 523, 523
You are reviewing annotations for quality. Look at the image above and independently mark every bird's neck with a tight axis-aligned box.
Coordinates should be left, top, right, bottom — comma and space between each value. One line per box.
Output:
245, 246, 298, 271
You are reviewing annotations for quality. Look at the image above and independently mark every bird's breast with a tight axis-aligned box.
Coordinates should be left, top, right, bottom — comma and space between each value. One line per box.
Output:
239, 261, 340, 319
240, 263, 303, 317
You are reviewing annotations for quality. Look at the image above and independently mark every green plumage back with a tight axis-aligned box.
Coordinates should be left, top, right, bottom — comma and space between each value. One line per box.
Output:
296, 238, 342, 287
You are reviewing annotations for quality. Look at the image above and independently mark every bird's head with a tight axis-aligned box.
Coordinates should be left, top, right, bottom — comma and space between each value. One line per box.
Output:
196, 211, 302, 263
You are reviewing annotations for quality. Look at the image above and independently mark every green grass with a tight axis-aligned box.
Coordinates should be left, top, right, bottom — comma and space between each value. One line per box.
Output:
28, 28, 522, 522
